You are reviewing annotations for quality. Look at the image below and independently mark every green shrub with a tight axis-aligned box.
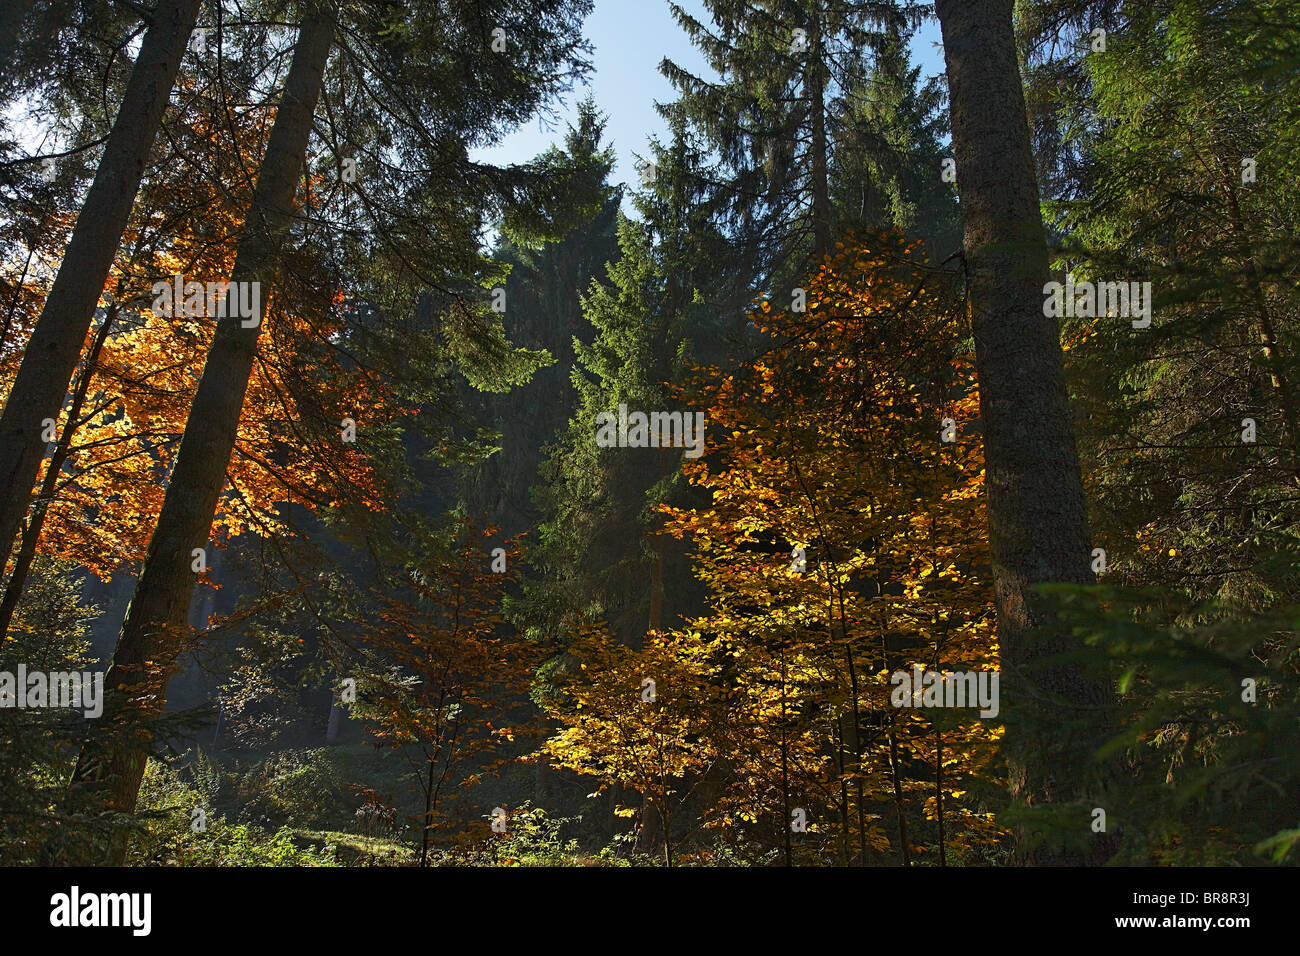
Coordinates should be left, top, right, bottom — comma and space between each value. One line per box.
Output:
130, 759, 338, 866
236, 748, 350, 829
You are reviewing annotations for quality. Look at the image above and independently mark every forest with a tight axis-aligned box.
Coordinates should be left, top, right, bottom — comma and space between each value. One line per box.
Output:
1, 0, 1298, 870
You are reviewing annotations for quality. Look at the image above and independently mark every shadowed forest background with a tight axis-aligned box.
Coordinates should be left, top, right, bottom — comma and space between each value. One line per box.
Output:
2, 0, 1299, 867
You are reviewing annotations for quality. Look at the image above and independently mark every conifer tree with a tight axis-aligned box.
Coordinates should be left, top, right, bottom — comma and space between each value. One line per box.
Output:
1039, 0, 1300, 863
518, 117, 728, 648
71, 0, 596, 857
830, 15, 958, 249
934, 0, 1113, 862
659, 0, 894, 283
463, 97, 622, 540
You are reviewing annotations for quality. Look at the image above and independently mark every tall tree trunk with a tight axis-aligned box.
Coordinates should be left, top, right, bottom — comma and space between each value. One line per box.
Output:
648, 533, 664, 636
833, 720, 850, 865
934, 0, 1113, 862
807, 5, 831, 260
637, 534, 666, 856
935, 724, 945, 865
325, 682, 348, 744
879, 614, 910, 866
887, 717, 910, 867
68, 6, 337, 863
1218, 160, 1300, 480
419, 758, 437, 867
661, 807, 674, 867
0, 0, 200, 568
0, 306, 115, 640
778, 643, 793, 866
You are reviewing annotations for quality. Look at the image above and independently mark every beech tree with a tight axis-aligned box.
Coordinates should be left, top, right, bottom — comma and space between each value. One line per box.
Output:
0, 0, 201, 569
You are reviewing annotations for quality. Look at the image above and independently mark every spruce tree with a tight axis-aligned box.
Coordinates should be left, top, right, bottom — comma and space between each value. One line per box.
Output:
70, 0, 597, 857
462, 98, 622, 541
830, 15, 959, 249
659, 0, 893, 285
934, 0, 1113, 862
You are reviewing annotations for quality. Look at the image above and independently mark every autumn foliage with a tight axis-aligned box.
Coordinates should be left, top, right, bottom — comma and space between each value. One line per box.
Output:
544, 233, 1007, 864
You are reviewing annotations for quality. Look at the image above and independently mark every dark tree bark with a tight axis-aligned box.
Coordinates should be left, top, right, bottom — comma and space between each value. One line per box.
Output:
807, 4, 831, 260
69, 6, 338, 863
934, 0, 1114, 861
0, 0, 201, 568
325, 680, 350, 744
0, 307, 116, 640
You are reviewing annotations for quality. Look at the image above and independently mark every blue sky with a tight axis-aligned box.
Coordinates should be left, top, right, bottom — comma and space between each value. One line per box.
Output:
472, 0, 947, 199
